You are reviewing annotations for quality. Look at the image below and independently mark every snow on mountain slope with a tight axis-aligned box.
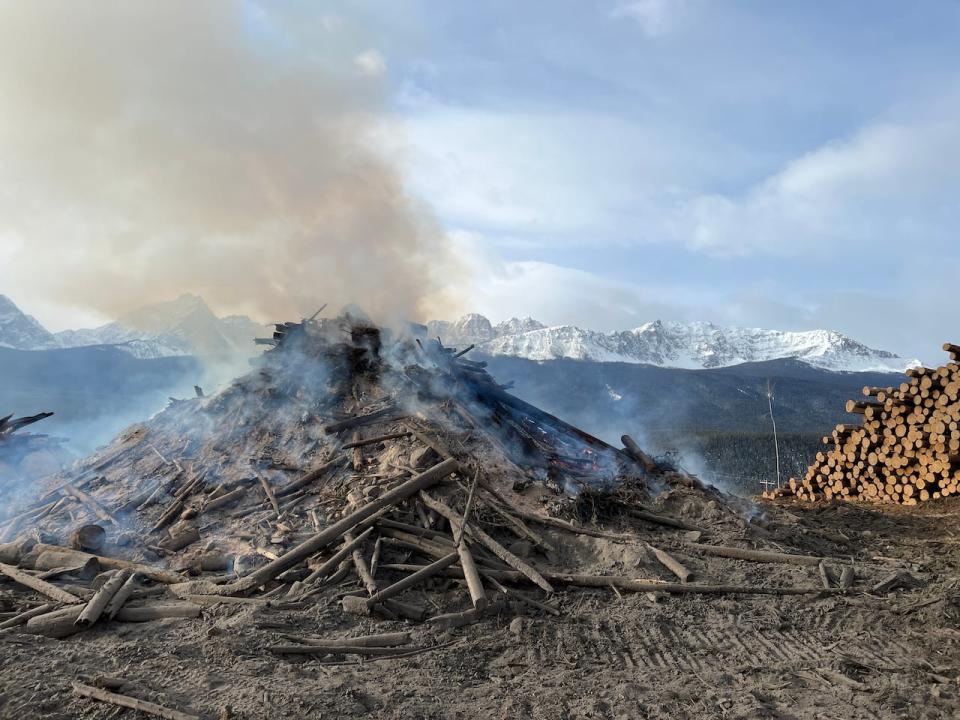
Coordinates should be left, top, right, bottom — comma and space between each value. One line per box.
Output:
0, 295, 60, 350
429, 315, 917, 373
52, 295, 263, 358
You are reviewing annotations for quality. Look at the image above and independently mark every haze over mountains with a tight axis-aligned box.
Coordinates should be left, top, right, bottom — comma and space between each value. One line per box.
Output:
1, 294, 917, 373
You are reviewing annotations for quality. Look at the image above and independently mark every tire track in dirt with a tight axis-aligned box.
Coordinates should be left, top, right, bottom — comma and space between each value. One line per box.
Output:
521, 619, 922, 675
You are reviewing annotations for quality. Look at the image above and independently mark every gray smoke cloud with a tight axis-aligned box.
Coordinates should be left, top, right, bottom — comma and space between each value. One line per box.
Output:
0, 2, 461, 326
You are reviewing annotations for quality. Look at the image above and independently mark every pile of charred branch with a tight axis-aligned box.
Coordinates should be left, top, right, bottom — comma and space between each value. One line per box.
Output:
0, 313, 841, 668
769, 342, 960, 505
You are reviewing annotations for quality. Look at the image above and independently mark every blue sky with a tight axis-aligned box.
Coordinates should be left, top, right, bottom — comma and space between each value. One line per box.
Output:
1, 1, 958, 365
366, 1, 960, 363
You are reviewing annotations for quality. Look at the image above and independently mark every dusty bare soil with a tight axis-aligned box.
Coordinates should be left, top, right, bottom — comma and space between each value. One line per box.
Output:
1, 495, 958, 720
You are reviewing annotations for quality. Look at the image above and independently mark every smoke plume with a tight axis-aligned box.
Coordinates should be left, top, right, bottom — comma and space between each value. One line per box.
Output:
0, 2, 460, 325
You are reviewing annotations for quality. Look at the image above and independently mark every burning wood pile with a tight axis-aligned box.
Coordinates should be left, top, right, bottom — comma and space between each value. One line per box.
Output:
0, 311, 843, 716
768, 342, 960, 505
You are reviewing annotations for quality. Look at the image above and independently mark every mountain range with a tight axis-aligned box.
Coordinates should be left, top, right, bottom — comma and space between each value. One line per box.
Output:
426, 314, 917, 373
0, 295, 917, 372
0, 294, 263, 359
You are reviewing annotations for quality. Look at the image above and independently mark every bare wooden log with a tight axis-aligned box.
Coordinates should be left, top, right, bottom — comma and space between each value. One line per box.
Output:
303, 527, 374, 584
688, 544, 824, 567
457, 544, 487, 610
379, 563, 837, 596
0, 603, 54, 630
258, 476, 281, 518
76, 570, 131, 626
282, 631, 411, 648
839, 566, 855, 590
72, 681, 199, 720
427, 607, 482, 629
21, 605, 85, 637
340, 594, 427, 620
271, 643, 426, 656
341, 432, 412, 450
817, 562, 832, 590
0, 563, 83, 604
363, 552, 460, 607
276, 457, 347, 498
201, 487, 247, 512
227, 458, 459, 592
345, 531, 377, 596
62, 484, 118, 526
104, 572, 140, 620
419, 490, 554, 592
29, 544, 185, 584
159, 524, 200, 552
150, 497, 186, 533
646, 545, 692, 582
114, 602, 202, 622
369, 537, 383, 578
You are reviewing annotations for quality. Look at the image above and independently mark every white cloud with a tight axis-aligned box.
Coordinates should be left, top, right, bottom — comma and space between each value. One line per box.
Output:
448, 229, 709, 330
387, 104, 746, 244
612, 0, 689, 36
675, 118, 960, 256
353, 48, 386, 76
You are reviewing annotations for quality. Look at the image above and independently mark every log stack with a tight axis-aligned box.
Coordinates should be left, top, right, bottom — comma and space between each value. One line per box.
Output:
768, 342, 960, 505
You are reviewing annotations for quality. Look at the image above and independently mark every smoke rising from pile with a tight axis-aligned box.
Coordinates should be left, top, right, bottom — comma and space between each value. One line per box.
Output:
0, 2, 460, 325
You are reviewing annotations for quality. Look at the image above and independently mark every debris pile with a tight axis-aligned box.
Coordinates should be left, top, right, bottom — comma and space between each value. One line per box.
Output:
0, 310, 839, 706
769, 342, 960, 504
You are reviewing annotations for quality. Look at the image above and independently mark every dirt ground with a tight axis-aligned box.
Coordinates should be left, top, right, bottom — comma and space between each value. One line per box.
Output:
1, 495, 959, 720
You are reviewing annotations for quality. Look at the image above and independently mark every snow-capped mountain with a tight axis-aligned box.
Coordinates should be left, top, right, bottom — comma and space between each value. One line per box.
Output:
0, 295, 60, 350
0, 294, 263, 359
55, 294, 263, 358
426, 315, 917, 373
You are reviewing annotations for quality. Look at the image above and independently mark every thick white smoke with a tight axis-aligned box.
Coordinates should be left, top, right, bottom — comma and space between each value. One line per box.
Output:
0, 2, 461, 326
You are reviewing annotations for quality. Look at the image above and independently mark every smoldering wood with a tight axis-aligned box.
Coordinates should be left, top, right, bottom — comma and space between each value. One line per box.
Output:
323, 405, 401, 435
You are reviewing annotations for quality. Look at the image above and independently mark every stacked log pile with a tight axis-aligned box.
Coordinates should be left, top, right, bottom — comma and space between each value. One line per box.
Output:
0, 309, 840, 689
768, 342, 960, 505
